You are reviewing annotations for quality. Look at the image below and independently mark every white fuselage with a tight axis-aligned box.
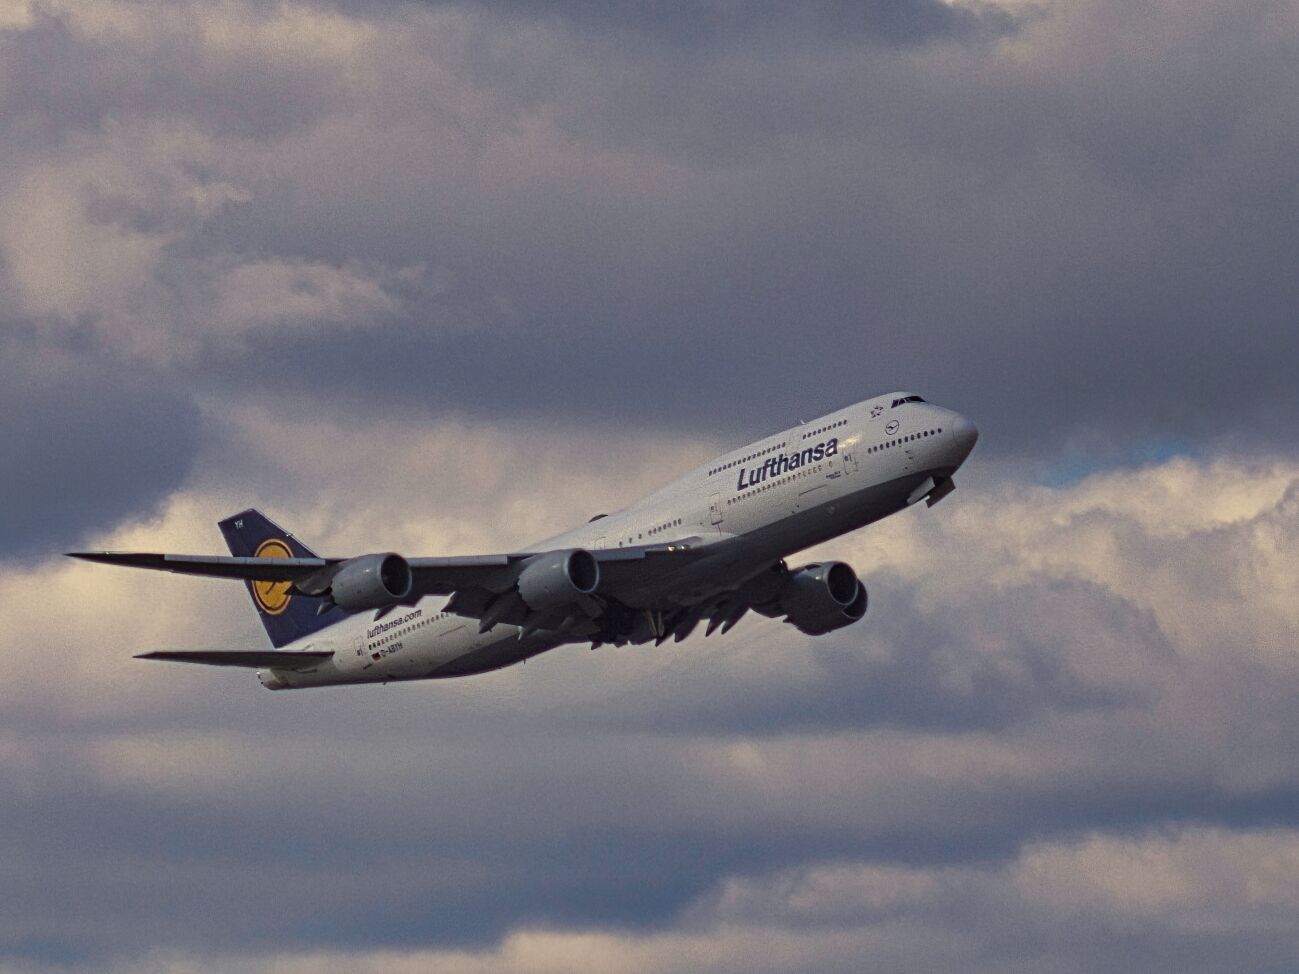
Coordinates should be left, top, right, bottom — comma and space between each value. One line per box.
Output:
261, 393, 975, 689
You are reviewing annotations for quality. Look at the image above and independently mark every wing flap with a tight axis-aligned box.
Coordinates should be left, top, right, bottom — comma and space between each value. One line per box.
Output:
135, 650, 333, 670
408, 543, 706, 598
590, 538, 706, 587
407, 554, 521, 595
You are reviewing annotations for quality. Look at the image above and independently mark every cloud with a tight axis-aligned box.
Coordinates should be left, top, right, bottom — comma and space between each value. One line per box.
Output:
0, 339, 200, 559
1, 425, 1297, 970
0, 0, 1297, 970
210, 258, 418, 332
1013, 829, 1299, 931
0, 120, 239, 331
437, 0, 1024, 48
0, 2, 431, 363
0, 114, 429, 360
6, 828, 1297, 973
216, 0, 1298, 446
2, 0, 374, 140
0, 0, 1296, 446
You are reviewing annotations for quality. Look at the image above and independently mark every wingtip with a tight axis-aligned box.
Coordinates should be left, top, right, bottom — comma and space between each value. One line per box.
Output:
64, 551, 167, 570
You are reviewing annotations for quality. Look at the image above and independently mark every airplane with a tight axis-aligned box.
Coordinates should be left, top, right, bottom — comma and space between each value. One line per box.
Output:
70, 392, 978, 690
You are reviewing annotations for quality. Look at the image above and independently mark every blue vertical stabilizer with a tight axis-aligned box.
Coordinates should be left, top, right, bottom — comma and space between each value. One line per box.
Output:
218, 509, 350, 648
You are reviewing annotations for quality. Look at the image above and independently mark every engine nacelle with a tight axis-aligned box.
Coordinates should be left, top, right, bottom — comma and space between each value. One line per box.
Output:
780, 561, 868, 635
329, 552, 413, 612
516, 548, 600, 611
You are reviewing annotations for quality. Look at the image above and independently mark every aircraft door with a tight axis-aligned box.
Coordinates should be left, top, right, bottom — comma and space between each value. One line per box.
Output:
708, 492, 724, 529
339, 631, 369, 675
840, 446, 859, 476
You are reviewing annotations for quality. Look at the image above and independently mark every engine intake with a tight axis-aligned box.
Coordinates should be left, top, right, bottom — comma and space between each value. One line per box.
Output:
780, 561, 868, 635
517, 548, 600, 611
329, 552, 413, 612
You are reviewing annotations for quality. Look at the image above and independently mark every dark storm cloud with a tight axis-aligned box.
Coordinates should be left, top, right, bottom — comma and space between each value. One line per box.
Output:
0, 339, 200, 559
0, 7, 352, 143
318, 0, 1021, 46
142, 0, 1299, 460
462, 0, 1020, 46
1, 0, 1293, 461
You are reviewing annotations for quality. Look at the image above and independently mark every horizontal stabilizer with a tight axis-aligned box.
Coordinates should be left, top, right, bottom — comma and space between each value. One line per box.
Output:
135, 650, 333, 670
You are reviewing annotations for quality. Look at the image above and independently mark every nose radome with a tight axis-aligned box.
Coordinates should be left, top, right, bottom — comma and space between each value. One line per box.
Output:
952, 415, 979, 456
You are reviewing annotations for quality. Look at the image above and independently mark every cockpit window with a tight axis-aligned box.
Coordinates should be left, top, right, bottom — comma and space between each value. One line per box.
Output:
891, 396, 926, 407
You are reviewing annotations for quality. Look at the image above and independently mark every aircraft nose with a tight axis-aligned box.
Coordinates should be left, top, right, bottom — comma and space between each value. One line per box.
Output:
952, 415, 979, 457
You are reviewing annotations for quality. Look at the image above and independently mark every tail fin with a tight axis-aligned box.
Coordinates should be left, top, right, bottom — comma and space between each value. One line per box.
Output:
218, 509, 349, 649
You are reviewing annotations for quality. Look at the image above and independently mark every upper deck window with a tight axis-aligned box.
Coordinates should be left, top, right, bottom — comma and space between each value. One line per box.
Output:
891, 396, 926, 408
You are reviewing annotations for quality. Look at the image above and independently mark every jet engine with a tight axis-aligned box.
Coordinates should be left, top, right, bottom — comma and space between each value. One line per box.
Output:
779, 561, 868, 635
517, 548, 600, 611
328, 552, 413, 612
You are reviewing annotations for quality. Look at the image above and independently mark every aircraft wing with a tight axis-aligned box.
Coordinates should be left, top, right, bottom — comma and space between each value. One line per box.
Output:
69, 540, 708, 606
69, 551, 340, 581
69, 550, 522, 592
135, 649, 333, 669
409, 542, 701, 594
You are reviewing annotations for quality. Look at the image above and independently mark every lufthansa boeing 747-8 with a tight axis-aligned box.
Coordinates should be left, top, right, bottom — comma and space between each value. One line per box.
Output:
72, 392, 978, 689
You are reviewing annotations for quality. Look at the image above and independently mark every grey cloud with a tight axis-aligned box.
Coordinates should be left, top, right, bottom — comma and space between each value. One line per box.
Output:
0, 339, 200, 559
3, 459, 1298, 968
323, 0, 1021, 46
0, 1, 1297, 970
2, 0, 1290, 458
0, 8, 353, 144
134, 0, 1294, 458
572, 577, 1166, 737
509, 0, 1022, 46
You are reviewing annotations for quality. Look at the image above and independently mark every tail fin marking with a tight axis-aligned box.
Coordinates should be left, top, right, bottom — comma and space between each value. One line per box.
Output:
218, 509, 349, 648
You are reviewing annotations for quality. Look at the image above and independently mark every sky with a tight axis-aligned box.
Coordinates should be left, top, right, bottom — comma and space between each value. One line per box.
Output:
1, 0, 1298, 971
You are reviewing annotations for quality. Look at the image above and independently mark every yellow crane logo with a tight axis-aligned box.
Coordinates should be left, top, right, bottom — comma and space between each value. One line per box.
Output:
252, 538, 294, 615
